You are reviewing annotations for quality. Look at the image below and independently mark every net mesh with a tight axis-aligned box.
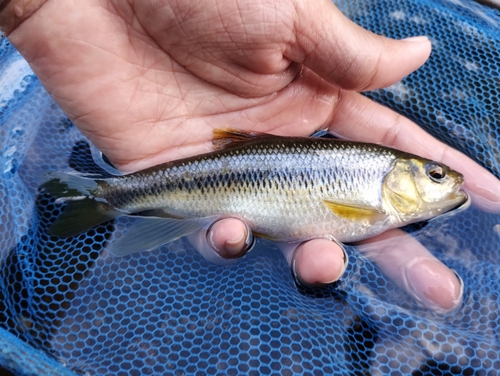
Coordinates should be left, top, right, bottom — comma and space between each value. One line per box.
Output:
0, 0, 499, 375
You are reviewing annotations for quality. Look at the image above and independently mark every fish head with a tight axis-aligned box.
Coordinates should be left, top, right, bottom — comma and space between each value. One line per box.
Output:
382, 157, 468, 223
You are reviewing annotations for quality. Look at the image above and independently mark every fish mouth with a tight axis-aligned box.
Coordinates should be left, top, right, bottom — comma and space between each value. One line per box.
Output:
434, 190, 470, 220
449, 190, 470, 212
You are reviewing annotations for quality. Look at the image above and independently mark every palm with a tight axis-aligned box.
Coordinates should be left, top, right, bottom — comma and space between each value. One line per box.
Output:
23, 0, 344, 171
16, 0, 426, 171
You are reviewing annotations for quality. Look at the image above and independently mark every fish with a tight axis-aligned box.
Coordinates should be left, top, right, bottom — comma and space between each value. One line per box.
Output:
41, 129, 469, 256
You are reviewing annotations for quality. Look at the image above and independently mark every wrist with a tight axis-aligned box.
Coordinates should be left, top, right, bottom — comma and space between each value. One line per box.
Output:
0, 0, 48, 35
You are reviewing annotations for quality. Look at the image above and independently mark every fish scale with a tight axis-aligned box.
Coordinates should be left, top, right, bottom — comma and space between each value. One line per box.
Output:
42, 131, 467, 252
97, 138, 407, 242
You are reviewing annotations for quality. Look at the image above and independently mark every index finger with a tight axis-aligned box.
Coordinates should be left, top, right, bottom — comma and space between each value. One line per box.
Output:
327, 90, 500, 213
356, 229, 463, 314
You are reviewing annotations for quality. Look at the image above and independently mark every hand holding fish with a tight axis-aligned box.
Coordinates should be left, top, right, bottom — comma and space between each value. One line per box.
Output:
2, 0, 500, 314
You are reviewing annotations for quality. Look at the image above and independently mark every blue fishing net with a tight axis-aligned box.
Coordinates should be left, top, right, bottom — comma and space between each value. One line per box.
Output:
0, 0, 499, 375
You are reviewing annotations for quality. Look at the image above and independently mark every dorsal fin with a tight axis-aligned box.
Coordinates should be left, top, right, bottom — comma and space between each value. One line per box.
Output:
212, 128, 280, 150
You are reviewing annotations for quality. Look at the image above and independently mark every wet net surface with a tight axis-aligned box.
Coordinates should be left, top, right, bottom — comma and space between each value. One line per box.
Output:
0, 0, 499, 375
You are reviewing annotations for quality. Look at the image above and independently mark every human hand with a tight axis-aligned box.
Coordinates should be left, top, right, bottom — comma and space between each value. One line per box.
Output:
3, 0, 499, 313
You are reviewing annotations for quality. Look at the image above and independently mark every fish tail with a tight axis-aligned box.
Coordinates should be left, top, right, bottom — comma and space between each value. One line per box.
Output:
41, 172, 120, 237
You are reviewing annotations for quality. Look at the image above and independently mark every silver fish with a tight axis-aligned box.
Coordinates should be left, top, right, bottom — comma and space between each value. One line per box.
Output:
42, 130, 468, 256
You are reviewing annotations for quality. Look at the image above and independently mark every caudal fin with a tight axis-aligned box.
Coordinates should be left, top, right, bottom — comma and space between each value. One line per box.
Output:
41, 172, 120, 237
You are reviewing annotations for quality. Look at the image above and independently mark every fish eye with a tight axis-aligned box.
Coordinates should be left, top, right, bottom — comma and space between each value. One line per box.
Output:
426, 163, 446, 183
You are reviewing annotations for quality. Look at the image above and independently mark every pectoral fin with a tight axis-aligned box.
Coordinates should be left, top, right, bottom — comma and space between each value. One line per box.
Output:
323, 200, 385, 223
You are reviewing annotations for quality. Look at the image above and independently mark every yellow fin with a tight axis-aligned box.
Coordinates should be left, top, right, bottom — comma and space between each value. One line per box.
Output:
212, 128, 279, 150
323, 200, 385, 223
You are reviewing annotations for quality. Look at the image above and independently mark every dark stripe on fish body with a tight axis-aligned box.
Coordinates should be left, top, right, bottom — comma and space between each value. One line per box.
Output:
95, 137, 403, 213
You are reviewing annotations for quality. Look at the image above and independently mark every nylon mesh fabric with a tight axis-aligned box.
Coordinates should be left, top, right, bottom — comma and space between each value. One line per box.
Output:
0, 0, 499, 375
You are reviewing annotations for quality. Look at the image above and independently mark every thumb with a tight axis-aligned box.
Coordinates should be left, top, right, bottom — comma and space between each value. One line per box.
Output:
287, 0, 432, 91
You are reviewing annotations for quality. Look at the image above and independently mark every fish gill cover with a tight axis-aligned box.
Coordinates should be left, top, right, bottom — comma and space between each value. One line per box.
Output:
0, 0, 499, 375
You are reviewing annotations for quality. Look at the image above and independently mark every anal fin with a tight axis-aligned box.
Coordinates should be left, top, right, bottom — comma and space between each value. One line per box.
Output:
107, 216, 212, 256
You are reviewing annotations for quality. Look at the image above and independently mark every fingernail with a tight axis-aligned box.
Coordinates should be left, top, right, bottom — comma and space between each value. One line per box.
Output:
470, 183, 500, 202
452, 269, 464, 303
405, 258, 463, 314
207, 223, 254, 259
291, 251, 300, 285
324, 236, 349, 283
224, 233, 246, 254
402, 36, 430, 43
465, 185, 500, 214
290, 244, 313, 287
339, 245, 349, 278
291, 238, 348, 286
206, 229, 221, 255
225, 224, 255, 256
